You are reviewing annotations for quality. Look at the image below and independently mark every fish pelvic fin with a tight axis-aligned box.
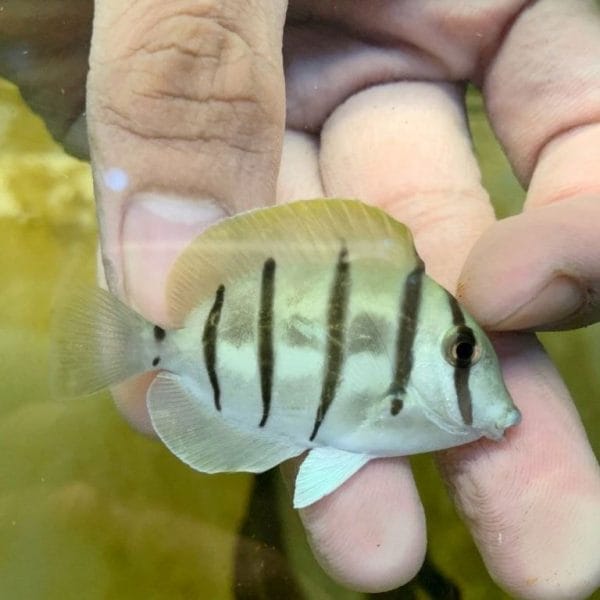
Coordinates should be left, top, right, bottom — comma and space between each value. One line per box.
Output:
293, 447, 371, 509
50, 285, 152, 398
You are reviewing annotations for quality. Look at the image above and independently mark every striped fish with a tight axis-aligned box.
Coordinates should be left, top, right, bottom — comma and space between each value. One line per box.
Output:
54, 199, 520, 508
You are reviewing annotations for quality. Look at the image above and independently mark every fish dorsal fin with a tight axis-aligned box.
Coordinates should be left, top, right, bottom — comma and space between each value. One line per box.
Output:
148, 372, 304, 473
167, 198, 418, 324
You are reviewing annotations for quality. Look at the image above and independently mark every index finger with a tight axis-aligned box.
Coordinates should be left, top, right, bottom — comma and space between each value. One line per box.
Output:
459, 0, 600, 331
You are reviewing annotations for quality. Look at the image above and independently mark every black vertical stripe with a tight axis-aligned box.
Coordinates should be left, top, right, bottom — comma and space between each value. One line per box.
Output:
258, 258, 276, 427
454, 368, 472, 426
203, 285, 225, 411
447, 291, 465, 327
388, 259, 425, 399
309, 245, 351, 441
446, 293, 474, 426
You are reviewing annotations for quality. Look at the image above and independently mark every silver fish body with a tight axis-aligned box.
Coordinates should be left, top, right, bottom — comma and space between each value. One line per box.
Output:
54, 199, 520, 508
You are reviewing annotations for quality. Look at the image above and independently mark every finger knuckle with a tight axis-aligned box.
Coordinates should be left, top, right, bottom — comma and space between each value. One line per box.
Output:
90, 1, 281, 154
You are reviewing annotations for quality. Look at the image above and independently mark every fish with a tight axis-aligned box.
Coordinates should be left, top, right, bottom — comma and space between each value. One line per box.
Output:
53, 198, 521, 508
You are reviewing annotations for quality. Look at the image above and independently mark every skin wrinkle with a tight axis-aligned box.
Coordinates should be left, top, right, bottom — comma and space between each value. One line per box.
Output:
300, 77, 460, 137
293, 0, 534, 81
131, 42, 223, 61
103, 1, 250, 51
131, 90, 271, 133
520, 118, 600, 189
99, 118, 218, 161
94, 73, 271, 144
482, 0, 600, 183
134, 12, 256, 59
471, 0, 536, 84
533, 185, 600, 208
473, 476, 594, 596
93, 86, 275, 153
442, 446, 522, 532
91, 4, 282, 152
111, 2, 281, 69
104, 0, 148, 26
527, 124, 600, 208
133, 91, 264, 115
286, 19, 447, 73
495, 275, 588, 331
96, 104, 238, 145
377, 189, 494, 223
284, 29, 450, 131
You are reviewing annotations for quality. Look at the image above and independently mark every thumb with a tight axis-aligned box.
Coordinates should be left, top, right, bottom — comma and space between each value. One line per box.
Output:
458, 195, 600, 331
87, 0, 286, 431
89, 0, 286, 323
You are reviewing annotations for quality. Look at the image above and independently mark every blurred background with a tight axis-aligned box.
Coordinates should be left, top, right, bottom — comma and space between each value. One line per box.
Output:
0, 67, 599, 600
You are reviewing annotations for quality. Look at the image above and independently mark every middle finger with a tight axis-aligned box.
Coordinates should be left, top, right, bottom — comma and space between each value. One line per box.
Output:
317, 79, 600, 598
277, 80, 495, 592
318, 80, 496, 591
276, 129, 428, 593
320, 81, 493, 291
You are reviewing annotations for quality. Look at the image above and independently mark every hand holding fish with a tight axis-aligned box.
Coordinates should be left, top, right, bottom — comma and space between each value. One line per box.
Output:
4, 0, 600, 598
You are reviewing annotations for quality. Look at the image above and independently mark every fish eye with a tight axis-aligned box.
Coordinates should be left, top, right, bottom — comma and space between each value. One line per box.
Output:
443, 326, 481, 368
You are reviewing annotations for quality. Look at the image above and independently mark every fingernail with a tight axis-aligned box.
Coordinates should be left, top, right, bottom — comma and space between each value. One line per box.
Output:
494, 276, 585, 330
122, 193, 227, 321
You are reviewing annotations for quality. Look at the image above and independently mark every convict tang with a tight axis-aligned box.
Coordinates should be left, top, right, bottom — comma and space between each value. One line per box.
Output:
54, 199, 521, 508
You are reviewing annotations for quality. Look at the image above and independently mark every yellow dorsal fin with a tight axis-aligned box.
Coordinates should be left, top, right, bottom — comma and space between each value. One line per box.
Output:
167, 198, 418, 324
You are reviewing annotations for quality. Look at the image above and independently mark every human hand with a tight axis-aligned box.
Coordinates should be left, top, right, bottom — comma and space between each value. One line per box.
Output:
275, 5, 600, 598
4, 1, 600, 598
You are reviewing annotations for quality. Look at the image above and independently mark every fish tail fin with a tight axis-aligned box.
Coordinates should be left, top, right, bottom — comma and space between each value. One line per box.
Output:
51, 286, 152, 398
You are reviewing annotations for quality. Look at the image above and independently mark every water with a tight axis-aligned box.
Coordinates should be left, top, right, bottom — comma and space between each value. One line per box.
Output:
1, 48, 599, 600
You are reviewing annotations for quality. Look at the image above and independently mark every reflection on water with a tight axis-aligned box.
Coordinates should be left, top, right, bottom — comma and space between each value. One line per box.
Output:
0, 77, 598, 599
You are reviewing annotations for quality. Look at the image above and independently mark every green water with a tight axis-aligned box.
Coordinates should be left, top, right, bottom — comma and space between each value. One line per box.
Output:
0, 78, 598, 599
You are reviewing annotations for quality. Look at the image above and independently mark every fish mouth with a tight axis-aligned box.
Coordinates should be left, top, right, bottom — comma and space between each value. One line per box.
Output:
504, 407, 522, 428
483, 407, 522, 441
483, 426, 504, 441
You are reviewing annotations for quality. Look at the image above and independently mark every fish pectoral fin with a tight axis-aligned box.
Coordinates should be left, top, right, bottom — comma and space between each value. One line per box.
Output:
148, 372, 304, 474
293, 447, 371, 509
